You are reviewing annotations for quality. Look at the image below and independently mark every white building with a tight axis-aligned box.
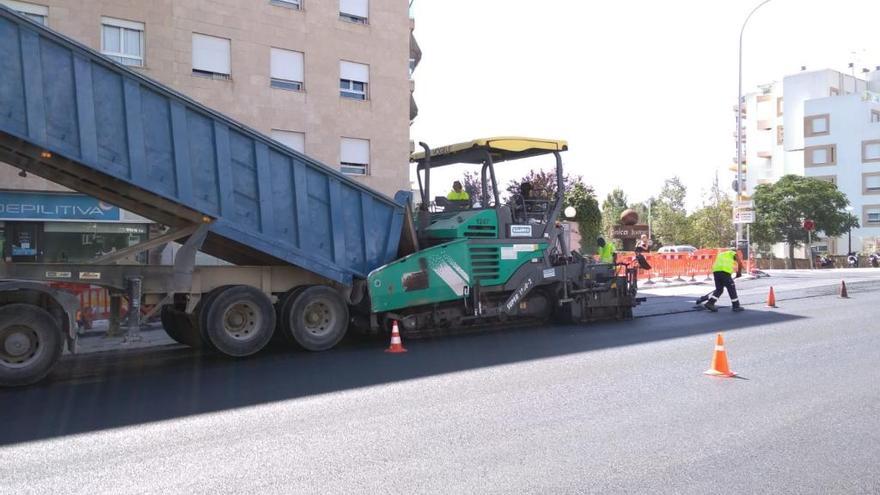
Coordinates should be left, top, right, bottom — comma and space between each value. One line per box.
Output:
736, 69, 866, 197
802, 70, 880, 254
735, 68, 876, 257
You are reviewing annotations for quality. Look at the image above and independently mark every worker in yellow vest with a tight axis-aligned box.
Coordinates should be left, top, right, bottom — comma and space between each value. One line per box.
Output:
702, 249, 745, 312
596, 237, 616, 264
447, 181, 470, 202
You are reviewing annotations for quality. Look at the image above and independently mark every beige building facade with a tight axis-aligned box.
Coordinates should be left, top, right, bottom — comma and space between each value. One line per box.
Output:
0, 0, 414, 198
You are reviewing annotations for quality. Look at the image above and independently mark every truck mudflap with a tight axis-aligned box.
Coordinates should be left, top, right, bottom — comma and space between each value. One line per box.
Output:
0, 280, 81, 353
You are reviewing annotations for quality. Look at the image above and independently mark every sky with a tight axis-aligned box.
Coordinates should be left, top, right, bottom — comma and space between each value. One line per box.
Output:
408, 0, 880, 211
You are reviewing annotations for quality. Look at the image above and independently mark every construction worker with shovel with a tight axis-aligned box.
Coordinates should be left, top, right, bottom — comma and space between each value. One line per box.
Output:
697, 248, 745, 312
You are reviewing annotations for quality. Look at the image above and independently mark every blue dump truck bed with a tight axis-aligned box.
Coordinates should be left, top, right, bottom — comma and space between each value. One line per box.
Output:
0, 6, 404, 285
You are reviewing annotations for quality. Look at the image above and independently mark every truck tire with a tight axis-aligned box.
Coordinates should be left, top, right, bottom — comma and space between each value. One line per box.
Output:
195, 285, 234, 351
282, 285, 349, 351
201, 285, 275, 357
160, 305, 202, 349
0, 304, 63, 387
274, 286, 309, 345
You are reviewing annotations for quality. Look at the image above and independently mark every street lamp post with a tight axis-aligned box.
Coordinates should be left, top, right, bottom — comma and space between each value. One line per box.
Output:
846, 205, 854, 254
736, 0, 774, 247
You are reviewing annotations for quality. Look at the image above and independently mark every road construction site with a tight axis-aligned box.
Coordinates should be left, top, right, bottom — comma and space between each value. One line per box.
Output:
1, 268, 878, 494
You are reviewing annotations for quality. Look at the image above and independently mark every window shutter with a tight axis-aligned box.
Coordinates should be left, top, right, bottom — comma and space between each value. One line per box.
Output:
0, 0, 48, 16
270, 48, 303, 82
271, 130, 305, 153
341, 138, 369, 164
340, 61, 368, 83
339, 0, 368, 18
866, 175, 880, 190
101, 16, 144, 31
192, 34, 230, 74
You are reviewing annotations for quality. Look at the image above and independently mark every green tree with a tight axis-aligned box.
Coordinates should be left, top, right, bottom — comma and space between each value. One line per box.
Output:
565, 182, 601, 254
751, 175, 859, 268
461, 170, 484, 205
601, 188, 628, 238
653, 177, 689, 246
687, 174, 735, 248
504, 169, 575, 201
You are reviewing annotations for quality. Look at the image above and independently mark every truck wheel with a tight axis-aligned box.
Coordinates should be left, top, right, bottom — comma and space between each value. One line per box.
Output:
160, 305, 202, 349
0, 304, 63, 387
283, 285, 349, 351
274, 286, 309, 345
201, 285, 275, 357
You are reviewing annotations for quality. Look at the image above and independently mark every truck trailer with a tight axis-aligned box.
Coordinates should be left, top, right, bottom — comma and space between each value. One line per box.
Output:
0, 7, 640, 387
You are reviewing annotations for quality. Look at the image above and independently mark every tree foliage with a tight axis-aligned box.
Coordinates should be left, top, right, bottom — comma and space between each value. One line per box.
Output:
565, 182, 601, 254
687, 173, 735, 248
751, 175, 858, 266
504, 169, 575, 201
652, 177, 689, 246
601, 188, 628, 238
461, 171, 484, 205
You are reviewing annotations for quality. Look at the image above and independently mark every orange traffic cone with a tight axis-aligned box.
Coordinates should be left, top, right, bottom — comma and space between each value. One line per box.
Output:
766, 286, 777, 308
839, 280, 849, 299
385, 321, 407, 353
704, 333, 736, 377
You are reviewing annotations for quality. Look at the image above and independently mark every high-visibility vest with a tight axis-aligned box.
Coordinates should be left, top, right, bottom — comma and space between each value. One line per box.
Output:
598, 243, 616, 263
712, 250, 736, 274
447, 190, 470, 201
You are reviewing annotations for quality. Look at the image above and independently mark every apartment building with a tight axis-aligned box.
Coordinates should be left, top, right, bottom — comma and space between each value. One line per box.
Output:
0, 0, 416, 263
733, 68, 872, 257
734, 69, 866, 197
802, 70, 880, 254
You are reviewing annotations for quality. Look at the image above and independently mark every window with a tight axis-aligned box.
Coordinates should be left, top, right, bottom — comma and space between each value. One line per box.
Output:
804, 144, 836, 166
101, 17, 144, 67
340, 137, 369, 175
804, 114, 830, 137
339, 0, 368, 23
270, 48, 304, 91
270, 129, 305, 153
0, 0, 47, 25
192, 33, 230, 79
872, 110, 880, 123
863, 139, 880, 163
340, 61, 368, 100
777, 125, 784, 145
863, 173, 880, 194
864, 205, 880, 225
270, 0, 300, 9
830, 87, 840, 96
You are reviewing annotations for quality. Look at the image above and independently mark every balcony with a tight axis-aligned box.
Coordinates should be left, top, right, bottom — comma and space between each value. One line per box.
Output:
757, 151, 772, 159
756, 120, 773, 130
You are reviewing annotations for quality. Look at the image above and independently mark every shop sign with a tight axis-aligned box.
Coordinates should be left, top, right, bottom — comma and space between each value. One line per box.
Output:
0, 192, 120, 221
612, 224, 649, 239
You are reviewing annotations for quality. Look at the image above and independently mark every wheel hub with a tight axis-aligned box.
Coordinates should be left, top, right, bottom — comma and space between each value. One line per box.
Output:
222, 302, 260, 341
302, 301, 333, 336
0, 325, 40, 366
4, 332, 30, 357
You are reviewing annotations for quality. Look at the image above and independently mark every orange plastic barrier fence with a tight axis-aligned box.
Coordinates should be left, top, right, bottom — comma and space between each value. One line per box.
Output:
616, 249, 754, 283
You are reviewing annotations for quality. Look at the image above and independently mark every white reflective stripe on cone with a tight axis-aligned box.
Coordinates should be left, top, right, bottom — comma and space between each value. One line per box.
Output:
715, 345, 725, 351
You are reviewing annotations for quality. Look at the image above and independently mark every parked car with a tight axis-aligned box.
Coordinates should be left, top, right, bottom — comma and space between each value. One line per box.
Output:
657, 245, 697, 253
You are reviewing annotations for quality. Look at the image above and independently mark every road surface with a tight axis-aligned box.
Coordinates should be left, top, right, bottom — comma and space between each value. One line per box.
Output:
1, 269, 878, 494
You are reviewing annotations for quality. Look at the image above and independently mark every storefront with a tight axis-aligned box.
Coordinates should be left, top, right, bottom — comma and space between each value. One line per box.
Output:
0, 191, 153, 263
